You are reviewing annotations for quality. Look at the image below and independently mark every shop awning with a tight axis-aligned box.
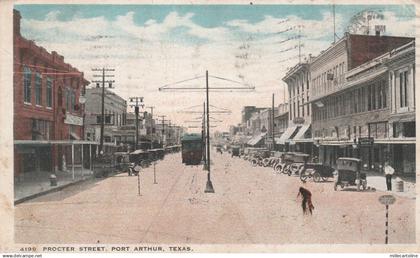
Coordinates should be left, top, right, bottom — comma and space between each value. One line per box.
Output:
247, 132, 267, 146
275, 126, 298, 145
293, 124, 312, 143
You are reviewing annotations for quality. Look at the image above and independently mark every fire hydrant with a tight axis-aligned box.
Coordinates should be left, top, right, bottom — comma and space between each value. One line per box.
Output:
49, 174, 57, 187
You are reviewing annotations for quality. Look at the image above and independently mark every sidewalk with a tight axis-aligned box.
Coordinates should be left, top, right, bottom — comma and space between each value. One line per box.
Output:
365, 171, 416, 199
14, 168, 94, 204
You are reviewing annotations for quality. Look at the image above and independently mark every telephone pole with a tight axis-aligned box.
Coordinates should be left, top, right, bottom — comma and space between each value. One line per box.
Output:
146, 106, 155, 149
129, 97, 144, 150
158, 115, 166, 147
205, 70, 214, 193
202, 102, 206, 164
91, 68, 115, 154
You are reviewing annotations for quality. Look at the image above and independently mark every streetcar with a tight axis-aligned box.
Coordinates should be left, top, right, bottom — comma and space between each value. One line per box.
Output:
181, 133, 203, 165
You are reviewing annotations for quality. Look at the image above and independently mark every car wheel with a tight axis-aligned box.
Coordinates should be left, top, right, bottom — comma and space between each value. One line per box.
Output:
321, 177, 328, 181
313, 172, 321, 182
300, 172, 308, 182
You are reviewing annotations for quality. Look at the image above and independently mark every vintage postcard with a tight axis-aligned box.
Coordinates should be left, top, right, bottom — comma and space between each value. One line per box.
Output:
0, 0, 419, 254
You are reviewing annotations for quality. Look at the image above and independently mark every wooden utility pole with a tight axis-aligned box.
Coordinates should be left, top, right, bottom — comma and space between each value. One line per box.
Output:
91, 68, 115, 154
205, 70, 214, 193
146, 106, 155, 149
158, 115, 166, 147
129, 97, 144, 150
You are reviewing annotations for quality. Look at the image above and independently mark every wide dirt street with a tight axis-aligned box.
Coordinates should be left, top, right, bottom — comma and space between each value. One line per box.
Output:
15, 151, 415, 244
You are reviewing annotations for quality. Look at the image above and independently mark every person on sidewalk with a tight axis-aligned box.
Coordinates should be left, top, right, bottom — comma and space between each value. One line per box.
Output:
384, 162, 395, 191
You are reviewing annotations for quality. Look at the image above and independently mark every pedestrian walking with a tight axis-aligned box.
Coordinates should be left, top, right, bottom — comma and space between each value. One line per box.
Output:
297, 187, 314, 215
384, 161, 395, 191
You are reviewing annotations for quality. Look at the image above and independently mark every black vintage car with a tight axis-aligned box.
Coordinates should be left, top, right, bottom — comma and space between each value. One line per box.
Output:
283, 153, 309, 176
334, 157, 367, 191
129, 149, 151, 168
231, 146, 240, 157
299, 162, 335, 182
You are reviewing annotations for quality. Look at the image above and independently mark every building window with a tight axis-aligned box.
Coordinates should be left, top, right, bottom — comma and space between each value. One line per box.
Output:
31, 119, 50, 140
369, 122, 388, 139
307, 96, 310, 116
96, 115, 102, 124
71, 90, 76, 112
403, 121, 415, 137
46, 78, 52, 108
400, 71, 408, 107
23, 66, 32, 103
382, 81, 387, 108
35, 73, 42, 105
105, 114, 112, 124
65, 88, 71, 111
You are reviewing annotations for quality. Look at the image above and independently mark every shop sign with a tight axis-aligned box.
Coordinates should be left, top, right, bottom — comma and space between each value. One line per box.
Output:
64, 113, 83, 126
358, 137, 374, 146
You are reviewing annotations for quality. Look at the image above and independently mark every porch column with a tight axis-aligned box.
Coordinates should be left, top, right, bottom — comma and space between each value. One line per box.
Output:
72, 143, 75, 181
389, 71, 394, 113
409, 64, 415, 110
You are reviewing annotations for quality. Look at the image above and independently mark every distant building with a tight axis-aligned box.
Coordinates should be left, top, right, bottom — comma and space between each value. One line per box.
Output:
84, 87, 127, 143
274, 103, 289, 151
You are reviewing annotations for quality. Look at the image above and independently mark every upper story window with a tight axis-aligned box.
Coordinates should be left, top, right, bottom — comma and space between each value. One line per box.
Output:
71, 90, 76, 112
23, 66, 31, 103
400, 70, 408, 107
35, 73, 42, 106
46, 78, 52, 108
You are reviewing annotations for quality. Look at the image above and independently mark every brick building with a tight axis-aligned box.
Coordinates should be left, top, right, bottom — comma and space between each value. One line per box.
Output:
13, 10, 89, 178
309, 33, 414, 173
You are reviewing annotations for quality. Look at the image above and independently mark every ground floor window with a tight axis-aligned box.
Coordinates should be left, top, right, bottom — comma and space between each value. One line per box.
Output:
403, 121, 415, 137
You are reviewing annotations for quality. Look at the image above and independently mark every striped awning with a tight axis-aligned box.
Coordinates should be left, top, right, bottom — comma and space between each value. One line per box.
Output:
275, 126, 298, 145
247, 132, 267, 146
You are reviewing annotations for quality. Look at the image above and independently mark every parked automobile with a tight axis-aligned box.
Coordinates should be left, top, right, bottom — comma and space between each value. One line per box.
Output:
299, 162, 335, 182
231, 146, 241, 157
282, 153, 309, 176
334, 157, 367, 191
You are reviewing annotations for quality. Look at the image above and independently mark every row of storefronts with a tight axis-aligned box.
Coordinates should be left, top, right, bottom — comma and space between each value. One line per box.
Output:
236, 33, 415, 176
283, 33, 415, 175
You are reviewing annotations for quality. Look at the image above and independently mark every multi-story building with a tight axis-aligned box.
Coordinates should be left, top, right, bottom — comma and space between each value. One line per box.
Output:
281, 61, 313, 155
242, 106, 268, 136
84, 86, 127, 143
13, 10, 89, 178
273, 102, 289, 151
309, 32, 414, 172
386, 41, 415, 175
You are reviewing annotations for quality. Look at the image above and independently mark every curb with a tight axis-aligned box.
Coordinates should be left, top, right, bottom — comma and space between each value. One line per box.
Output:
14, 171, 123, 205
14, 176, 94, 205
